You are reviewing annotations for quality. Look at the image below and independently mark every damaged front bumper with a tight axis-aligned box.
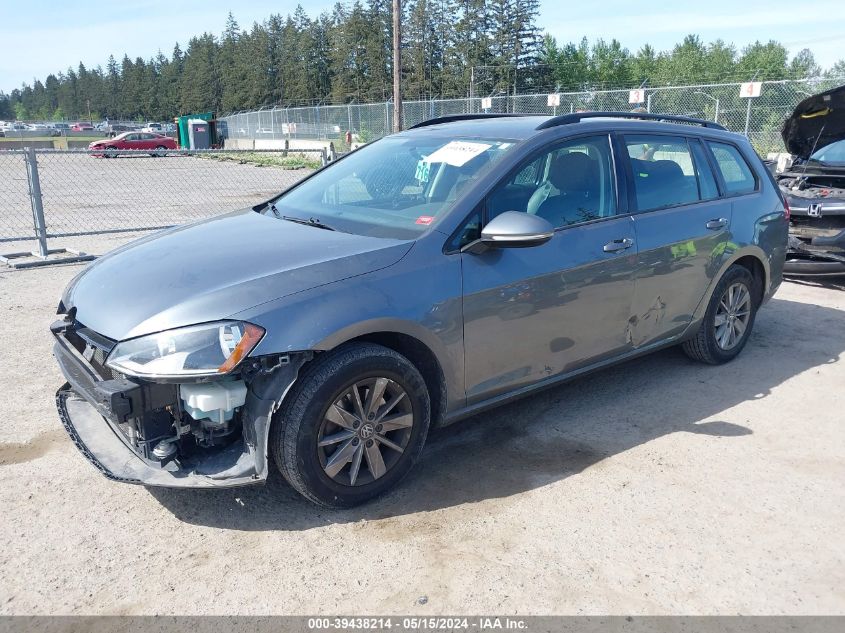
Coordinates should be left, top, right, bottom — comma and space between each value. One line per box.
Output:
785, 200, 845, 276
52, 317, 307, 488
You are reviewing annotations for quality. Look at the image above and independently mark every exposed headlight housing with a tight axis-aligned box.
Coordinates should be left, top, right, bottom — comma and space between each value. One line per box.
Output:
106, 321, 265, 379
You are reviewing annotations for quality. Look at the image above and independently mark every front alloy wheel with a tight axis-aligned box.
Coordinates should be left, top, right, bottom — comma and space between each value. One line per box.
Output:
271, 343, 431, 507
318, 377, 414, 486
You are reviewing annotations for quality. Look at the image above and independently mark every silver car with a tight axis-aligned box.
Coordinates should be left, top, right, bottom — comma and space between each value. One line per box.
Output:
53, 112, 788, 507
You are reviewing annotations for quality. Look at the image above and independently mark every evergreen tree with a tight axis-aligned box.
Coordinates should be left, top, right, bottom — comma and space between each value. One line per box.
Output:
0, 92, 12, 120
219, 13, 243, 112
4, 5, 840, 121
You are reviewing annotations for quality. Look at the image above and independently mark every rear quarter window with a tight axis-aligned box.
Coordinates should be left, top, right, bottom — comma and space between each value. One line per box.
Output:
708, 142, 757, 195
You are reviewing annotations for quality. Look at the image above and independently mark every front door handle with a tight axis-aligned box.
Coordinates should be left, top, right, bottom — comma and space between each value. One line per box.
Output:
706, 218, 729, 230
603, 237, 634, 253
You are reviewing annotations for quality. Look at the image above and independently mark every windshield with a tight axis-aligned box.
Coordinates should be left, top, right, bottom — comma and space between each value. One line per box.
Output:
269, 135, 517, 239
810, 139, 845, 164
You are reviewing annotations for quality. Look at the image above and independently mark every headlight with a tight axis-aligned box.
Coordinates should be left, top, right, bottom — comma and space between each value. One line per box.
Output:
106, 321, 265, 378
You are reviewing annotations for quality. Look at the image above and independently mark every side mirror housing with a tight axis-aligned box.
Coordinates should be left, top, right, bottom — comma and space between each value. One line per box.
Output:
463, 211, 554, 254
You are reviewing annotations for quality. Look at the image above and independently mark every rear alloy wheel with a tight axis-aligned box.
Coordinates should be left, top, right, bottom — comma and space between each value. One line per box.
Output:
271, 343, 431, 507
713, 282, 752, 351
151, 145, 168, 157
682, 264, 758, 364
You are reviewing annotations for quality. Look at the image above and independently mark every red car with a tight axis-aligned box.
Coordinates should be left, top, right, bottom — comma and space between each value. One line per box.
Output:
89, 132, 178, 157
71, 122, 95, 132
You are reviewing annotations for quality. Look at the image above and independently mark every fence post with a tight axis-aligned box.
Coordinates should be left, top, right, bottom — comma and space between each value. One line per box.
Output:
320, 149, 328, 167
743, 98, 753, 137
24, 147, 49, 258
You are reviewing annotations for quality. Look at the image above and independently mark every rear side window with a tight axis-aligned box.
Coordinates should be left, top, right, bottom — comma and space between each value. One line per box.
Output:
624, 135, 700, 211
690, 140, 720, 200
708, 142, 757, 195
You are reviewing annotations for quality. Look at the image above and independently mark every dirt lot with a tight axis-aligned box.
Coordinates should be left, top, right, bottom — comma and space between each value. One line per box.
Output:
0, 248, 843, 615
0, 151, 313, 249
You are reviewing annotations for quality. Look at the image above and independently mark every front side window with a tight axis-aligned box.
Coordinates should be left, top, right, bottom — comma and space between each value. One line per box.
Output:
486, 135, 618, 228
270, 135, 516, 239
708, 142, 757, 195
625, 135, 701, 211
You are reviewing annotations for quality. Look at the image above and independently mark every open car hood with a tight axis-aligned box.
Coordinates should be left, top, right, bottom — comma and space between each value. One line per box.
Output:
782, 84, 845, 159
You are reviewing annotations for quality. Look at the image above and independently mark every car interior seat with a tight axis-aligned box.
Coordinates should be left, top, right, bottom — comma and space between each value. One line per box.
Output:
533, 152, 601, 226
630, 158, 697, 209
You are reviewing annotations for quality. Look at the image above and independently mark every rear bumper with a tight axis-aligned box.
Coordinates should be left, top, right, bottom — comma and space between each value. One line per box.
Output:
52, 322, 264, 488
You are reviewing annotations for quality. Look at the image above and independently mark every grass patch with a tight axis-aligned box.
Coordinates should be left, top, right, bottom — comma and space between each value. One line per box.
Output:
199, 152, 321, 170
0, 136, 57, 142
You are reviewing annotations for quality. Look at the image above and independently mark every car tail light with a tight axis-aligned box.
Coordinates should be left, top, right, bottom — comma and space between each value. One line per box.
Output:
783, 198, 790, 221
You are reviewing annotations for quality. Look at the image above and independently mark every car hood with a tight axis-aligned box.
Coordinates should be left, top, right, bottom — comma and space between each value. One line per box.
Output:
63, 208, 413, 341
782, 84, 845, 159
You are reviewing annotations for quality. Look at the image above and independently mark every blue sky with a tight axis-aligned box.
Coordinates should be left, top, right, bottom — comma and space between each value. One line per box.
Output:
1, 0, 843, 93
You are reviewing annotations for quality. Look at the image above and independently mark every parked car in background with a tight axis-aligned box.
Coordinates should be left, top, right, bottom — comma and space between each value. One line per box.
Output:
778, 84, 845, 276
54, 111, 787, 507
142, 122, 163, 134
106, 124, 137, 137
88, 131, 177, 156
71, 122, 95, 132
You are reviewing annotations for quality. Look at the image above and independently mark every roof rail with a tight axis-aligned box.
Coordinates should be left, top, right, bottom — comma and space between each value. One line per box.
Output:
536, 111, 727, 131
409, 113, 530, 129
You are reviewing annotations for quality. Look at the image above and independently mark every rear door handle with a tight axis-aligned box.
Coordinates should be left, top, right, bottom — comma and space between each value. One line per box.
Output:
706, 218, 729, 230
603, 237, 634, 253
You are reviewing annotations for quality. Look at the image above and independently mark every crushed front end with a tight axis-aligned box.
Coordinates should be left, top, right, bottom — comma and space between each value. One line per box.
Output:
779, 172, 845, 275
51, 311, 308, 487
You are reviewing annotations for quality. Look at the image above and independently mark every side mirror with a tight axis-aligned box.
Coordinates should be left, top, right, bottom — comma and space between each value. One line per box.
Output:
463, 211, 554, 254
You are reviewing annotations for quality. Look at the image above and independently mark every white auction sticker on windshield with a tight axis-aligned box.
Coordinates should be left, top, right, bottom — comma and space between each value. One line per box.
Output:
424, 141, 491, 167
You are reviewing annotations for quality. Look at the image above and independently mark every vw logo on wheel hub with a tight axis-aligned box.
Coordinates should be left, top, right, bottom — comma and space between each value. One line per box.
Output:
359, 423, 375, 439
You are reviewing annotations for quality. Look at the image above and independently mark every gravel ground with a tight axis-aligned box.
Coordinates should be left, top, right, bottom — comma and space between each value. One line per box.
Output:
0, 249, 843, 615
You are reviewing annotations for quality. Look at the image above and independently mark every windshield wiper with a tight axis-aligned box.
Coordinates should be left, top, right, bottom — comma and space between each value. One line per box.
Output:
268, 203, 336, 231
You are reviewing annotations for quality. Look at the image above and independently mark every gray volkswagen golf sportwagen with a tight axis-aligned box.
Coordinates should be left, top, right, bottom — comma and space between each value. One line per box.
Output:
52, 112, 788, 506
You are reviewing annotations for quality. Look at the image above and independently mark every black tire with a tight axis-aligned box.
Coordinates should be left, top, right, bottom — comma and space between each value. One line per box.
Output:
151, 145, 167, 157
105, 146, 118, 158
682, 264, 758, 365
270, 343, 431, 507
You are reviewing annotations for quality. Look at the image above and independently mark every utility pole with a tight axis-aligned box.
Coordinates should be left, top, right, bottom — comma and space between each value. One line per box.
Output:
392, 0, 402, 132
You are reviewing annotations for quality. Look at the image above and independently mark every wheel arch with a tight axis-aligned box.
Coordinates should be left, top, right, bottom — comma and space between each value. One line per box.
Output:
731, 254, 766, 307
344, 331, 448, 428
688, 246, 769, 330
300, 318, 452, 427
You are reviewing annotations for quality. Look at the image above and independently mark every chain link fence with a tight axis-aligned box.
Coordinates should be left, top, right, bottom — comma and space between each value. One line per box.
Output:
220, 76, 845, 154
3, 76, 842, 268
0, 149, 320, 268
